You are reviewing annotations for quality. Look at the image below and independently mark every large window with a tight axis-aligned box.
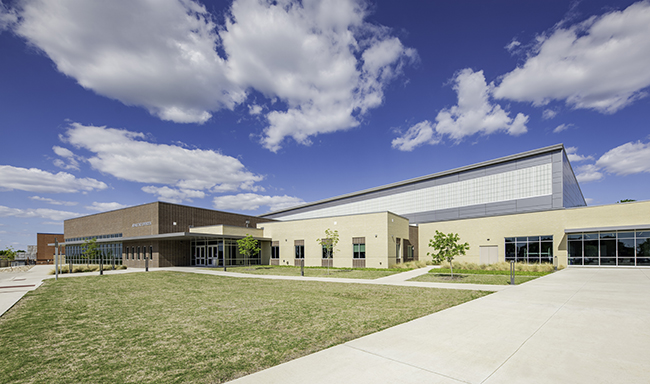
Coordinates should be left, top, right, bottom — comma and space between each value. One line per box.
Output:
568, 230, 650, 266
271, 242, 279, 259
505, 236, 553, 263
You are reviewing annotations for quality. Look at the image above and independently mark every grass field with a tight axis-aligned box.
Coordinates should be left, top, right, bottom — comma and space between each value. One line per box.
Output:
0, 271, 490, 383
411, 273, 539, 285
220, 265, 406, 279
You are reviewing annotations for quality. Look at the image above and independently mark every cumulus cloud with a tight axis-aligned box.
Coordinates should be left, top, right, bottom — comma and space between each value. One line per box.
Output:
494, 1, 650, 113
565, 146, 593, 163
391, 121, 438, 152
572, 140, 650, 183
11, 0, 415, 151
85, 202, 128, 212
575, 164, 604, 183
596, 140, 650, 175
14, 0, 241, 124
392, 69, 528, 151
60, 122, 263, 201
141, 186, 206, 204
0, 165, 107, 193
0, 205, 80, 221
213, 193, 304, 212
29, 196, 78, 206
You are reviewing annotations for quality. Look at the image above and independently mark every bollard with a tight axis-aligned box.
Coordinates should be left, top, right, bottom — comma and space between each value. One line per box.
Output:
510, 260, 515, 285
301, 258, 304, 277
145, 254, 149, 272
99, 254, 103, 276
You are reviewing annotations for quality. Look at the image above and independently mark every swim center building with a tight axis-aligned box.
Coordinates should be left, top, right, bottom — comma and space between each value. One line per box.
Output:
61, 144, 650, 268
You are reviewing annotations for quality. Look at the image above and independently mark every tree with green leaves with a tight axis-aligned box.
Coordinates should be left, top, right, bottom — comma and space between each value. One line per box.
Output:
427, 230, 469, 278
237, 234, 260, 267
82, 238, 101, 267
0, 246, 17, 261
317, 228, 339, 275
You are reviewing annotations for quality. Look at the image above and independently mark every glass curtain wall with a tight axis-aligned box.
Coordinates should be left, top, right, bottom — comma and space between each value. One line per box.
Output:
568, 230, 650, 266
65, 242, 123, 265
191, 239, 260, 266
505, 236, 553, 263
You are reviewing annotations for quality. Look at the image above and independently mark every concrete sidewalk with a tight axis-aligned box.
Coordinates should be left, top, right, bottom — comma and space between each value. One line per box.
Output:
228, 268, 650, 384
158, 266, 509, 292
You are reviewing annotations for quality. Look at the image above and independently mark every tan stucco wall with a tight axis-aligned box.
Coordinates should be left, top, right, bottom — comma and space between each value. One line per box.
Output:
258, 212, 409, 268
418, 200, 650, 267
190, 225, 264, 238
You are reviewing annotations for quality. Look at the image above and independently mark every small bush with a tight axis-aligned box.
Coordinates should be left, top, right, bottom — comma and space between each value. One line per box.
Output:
439, 260, 557, 273
49, 264, 127, 275
392, 260, 429, 269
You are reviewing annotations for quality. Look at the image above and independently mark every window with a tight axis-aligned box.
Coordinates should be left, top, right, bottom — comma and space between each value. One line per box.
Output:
505, 236, 553, 263
353, 237, 365, 259
137, 246, 141, 260
321, 239, 332, 259
271, 241, 279, 259
568, 230, 650, 266
149, 246, 153, 260
294, 240, 304, 259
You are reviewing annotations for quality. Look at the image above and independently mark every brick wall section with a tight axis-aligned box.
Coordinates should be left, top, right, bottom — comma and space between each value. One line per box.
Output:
36, 233, 64, 264
65, 202, 159, 239
158, 202, 271, 234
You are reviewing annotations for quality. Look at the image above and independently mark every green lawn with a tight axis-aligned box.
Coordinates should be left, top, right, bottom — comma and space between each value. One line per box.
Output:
219, 265, 406, 279
410, 272, 539, 285
0, 271, 490, 383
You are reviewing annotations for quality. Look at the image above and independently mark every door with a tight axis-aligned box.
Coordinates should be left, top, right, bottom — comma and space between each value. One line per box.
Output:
480, 246, 499, 264
195, 246, 206, 265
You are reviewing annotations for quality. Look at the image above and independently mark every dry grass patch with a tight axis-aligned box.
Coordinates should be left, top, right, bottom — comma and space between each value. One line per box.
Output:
0, 271, 490, 383
221, 265, 405, 279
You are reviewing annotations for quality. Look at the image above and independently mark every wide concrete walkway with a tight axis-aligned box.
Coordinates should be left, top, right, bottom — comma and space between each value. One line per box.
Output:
228, 268, 650, 384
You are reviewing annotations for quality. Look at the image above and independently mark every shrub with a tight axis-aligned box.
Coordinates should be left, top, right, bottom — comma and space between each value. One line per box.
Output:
49, 264, 127, 275
439, 260, 557, 273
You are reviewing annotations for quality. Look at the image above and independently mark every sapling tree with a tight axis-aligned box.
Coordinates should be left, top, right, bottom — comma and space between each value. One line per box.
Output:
427, 230, 469, 278
0, 246, 17, 261
82, 238, 101, 267
237, 234, 260, 267
317, 228, 339, 275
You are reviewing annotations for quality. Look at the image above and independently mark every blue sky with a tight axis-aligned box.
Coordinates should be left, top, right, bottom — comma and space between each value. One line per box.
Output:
1, 0, 649, 251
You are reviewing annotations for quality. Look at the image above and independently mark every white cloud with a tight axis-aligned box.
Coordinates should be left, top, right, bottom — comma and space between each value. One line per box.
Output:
52, 145, 80, 170
248, 104, 262, 115
494, 1, 650, 113
435, 69, 528, 142
504, 39, 521, 53
0, 165, 107, 193
11, 0, 415, 151
542, 109, 558, 120
575, 164, 604, 183
0, 1, 17, 32
213, 193, 304, 212
141, 186, 205, 204
565, 147, 593, 163
224, 0, 416, 151
391, 121, 438, 152
596, 140, 650, 175
85, 202, 128, 212
0, 205, 81, 221
553, 123, 573, 133
392, 69, 529, 151
14, 0, 242, 124
60, 122, 263, 201
29, 196, 78, 206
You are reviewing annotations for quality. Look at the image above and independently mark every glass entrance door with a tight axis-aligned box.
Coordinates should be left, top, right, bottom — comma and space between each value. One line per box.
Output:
195, 246, 206, 265
207, 245, 219, 266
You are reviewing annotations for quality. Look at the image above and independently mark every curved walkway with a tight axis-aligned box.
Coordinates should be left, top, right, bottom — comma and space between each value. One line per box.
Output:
228, 268, 650, 384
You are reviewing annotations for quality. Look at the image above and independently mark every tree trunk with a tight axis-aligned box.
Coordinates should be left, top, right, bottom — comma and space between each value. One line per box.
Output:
450, 259, 454, 278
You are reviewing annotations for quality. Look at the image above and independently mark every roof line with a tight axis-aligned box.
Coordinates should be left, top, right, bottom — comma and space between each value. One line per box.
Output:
262, 143, 565, 217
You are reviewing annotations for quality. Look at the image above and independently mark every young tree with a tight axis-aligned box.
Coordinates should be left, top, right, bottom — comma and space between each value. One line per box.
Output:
317, 228, 339, 275
82, 238, 101, 267
427, 230, 469, 278
237, 234, 260, 267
